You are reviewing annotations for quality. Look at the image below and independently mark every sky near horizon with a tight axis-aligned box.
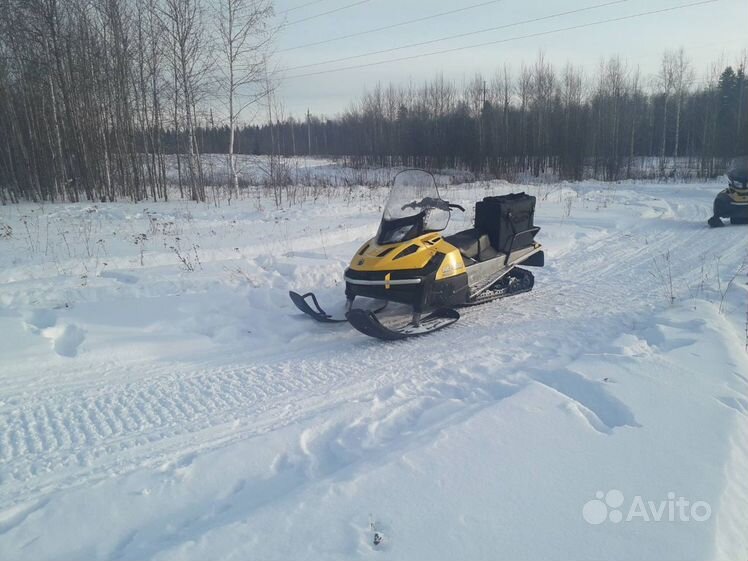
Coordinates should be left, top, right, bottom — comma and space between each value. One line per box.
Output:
268, 0, 748, 119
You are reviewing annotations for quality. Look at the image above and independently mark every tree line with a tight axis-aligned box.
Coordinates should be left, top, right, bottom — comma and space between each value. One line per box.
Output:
246, 50, 747, 182
1, 3, 746, 205
0, 0, 273, 204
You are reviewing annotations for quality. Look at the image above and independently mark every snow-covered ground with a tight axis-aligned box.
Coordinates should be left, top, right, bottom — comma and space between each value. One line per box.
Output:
0, 178, 747, 560
165, 154, 475, 189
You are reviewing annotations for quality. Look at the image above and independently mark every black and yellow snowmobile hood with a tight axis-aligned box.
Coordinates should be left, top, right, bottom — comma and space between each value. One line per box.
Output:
349, 233, 467, 281
725, 187, 748, 204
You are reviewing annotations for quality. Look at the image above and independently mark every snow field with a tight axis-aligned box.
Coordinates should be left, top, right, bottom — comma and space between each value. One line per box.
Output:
0, 177, 747, 560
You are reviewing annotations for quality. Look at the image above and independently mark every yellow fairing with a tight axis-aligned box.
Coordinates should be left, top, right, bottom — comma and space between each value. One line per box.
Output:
349, 233, 467, 279
727, 189, 748, 203
435, 249, 467, 280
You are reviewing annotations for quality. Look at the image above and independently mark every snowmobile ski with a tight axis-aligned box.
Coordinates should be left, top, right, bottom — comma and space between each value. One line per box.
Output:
347, 308, 459, 341
289, 291, 386, 323
289, 291, 348, 323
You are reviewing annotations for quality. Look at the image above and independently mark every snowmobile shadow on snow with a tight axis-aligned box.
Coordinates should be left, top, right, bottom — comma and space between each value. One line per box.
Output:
289, 169, 545, 341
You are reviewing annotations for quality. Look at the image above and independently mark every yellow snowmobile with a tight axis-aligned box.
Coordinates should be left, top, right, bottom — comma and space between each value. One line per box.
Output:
708, 156, 748, 227
289, 169, 544, 340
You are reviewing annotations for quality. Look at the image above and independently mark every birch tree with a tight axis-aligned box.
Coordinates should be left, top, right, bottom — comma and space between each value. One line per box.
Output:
162, 0, 209, 201
671, 48, 694, 164
657, 51, 677, 172
217, 0, 273, 195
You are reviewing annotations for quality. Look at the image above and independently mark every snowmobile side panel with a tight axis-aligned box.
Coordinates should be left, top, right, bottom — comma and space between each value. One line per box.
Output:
347, 308, 460, 341
465, 245, 542, 297
464, 267, 535, 306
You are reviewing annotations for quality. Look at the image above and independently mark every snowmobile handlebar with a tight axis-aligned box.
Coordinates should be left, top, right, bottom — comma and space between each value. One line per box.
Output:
400, 198, 464, 213
401, 197, 449, 211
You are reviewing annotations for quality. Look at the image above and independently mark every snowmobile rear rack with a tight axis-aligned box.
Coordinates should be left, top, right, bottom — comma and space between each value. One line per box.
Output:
504, 227, 541, 265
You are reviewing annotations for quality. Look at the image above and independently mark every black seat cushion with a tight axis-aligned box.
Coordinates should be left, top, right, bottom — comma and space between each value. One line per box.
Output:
445, 228, 495, 261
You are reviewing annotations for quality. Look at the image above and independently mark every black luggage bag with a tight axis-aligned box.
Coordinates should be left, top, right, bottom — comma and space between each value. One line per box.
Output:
475, 193, 537, 253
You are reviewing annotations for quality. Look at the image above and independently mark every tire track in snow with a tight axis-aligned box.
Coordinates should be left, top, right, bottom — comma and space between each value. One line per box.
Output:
0, 354, 374, 493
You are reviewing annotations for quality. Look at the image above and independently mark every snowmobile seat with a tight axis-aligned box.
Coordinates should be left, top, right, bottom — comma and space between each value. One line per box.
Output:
445, 229, 498, 262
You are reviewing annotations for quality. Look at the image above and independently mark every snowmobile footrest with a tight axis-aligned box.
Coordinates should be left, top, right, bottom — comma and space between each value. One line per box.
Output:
347, 308, 459, 341
289, 291, 347, 323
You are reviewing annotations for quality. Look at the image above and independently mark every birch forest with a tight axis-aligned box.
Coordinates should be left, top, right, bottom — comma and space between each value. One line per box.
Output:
0, 0, 746, 203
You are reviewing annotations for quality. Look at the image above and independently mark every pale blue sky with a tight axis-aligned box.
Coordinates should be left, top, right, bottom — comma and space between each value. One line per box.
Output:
271, 0, 748, 118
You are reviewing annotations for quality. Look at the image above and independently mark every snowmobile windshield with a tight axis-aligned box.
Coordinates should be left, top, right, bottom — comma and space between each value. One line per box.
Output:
378, 170, 450, 244
728, 156, 748, 189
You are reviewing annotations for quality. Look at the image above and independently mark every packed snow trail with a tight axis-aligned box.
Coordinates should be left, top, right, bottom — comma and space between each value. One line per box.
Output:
0, 180, 747, 560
